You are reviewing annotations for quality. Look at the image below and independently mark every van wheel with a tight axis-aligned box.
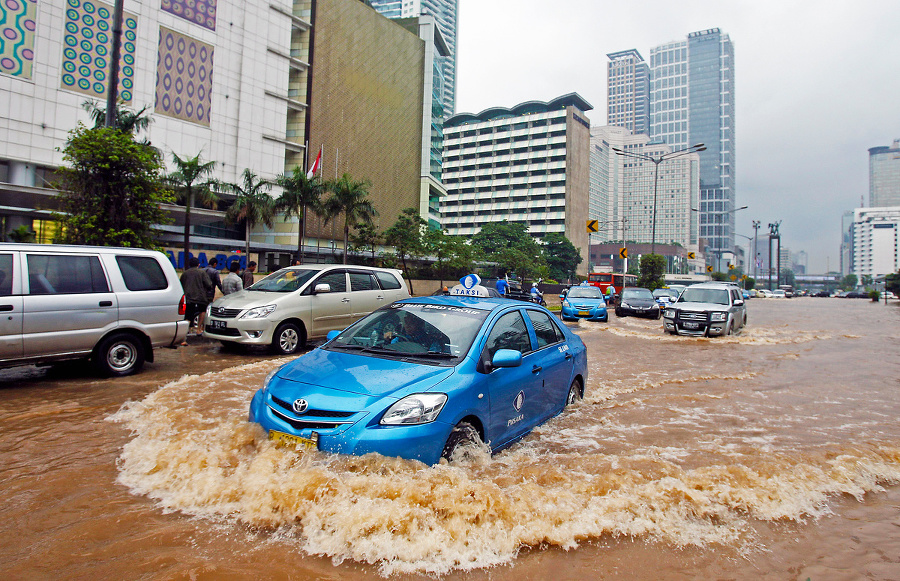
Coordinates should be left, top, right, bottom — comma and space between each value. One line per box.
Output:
95, 333, 145, 377
566, 378, 583, 406
441, 421, 482, 462
272, 322, 304, 355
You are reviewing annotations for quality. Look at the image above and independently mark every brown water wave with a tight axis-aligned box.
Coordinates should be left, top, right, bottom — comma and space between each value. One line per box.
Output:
108, 352, 900, 575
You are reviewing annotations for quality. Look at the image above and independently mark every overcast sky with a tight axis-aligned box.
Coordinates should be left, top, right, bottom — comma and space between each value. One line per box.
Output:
454, 0, 900, 273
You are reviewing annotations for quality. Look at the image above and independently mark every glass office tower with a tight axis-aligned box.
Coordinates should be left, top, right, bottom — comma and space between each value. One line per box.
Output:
369, 0, 458, 116
650, 28, 735, 256
606, 49, 650, 136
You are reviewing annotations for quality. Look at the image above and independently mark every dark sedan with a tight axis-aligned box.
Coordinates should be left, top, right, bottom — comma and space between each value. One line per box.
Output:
615, 287, 661, 319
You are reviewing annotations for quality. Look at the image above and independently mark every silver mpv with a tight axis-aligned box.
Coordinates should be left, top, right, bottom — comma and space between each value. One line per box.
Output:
0, 244, 188, 376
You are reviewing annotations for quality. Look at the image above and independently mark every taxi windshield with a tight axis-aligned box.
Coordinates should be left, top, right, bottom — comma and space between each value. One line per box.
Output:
327, 303, 490, 361
249, 268, 316, 292
568, 287, 602, 299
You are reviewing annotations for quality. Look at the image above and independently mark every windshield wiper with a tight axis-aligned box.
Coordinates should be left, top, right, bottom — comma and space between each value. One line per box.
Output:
406, 351, 456, 358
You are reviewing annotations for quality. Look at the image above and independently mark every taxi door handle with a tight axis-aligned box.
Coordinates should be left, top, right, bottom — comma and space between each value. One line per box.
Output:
564, 353, 572, 360
531, 365, 542, 374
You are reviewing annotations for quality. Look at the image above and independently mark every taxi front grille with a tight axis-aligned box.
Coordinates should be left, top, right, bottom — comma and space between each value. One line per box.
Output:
268, 406, 345, 430
271, 395, 355, 418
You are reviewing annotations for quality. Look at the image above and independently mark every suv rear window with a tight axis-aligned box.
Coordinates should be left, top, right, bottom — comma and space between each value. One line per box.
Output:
116, 256, 169, 291
375, 271, 402, 290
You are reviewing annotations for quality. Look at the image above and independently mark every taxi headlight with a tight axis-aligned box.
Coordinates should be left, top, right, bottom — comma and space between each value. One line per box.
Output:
562, 300, 571, 308
240, 304, 277, 319
381, 393, 448, 425
710, 312, 727, 322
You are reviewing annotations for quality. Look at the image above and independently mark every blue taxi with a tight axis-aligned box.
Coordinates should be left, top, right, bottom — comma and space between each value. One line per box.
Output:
248, 276, 588, 465
560, 283, 608, 322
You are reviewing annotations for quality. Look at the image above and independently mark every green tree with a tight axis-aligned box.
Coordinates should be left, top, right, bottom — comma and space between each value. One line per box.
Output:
541, 232, 582, 283
744, 276, 756, 290
710, 271, 728, 281
350, 222, 381, 265
886, 272, 900, 296
274, 167, 326, 264
220, 169, 276, 259
637, 253, 666, 290
383, 207, 426, 293
841, 273, 858, 291
322, 174, 378, 265
82, 100, 153, 141
471, 221, 545, 278
165, 152, 218, 262
782, 268, 796, 287
55, 124, 173, 248
7, 225, 36, 243
861, 274, 874, 288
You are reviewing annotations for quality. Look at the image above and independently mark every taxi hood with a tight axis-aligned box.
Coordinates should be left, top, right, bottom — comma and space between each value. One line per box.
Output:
271, 347, 455, 398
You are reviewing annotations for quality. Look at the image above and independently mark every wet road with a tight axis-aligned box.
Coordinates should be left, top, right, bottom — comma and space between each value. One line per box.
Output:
2, 298, 900, 580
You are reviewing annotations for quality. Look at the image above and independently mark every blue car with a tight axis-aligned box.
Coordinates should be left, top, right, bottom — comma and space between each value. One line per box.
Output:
249, 295, 588, 465
560, 285, 608, 322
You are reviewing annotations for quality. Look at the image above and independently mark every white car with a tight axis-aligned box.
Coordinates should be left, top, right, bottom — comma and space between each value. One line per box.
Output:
771, 289, 786, 298
203, 265, 410, 354
757, 289, 774, 298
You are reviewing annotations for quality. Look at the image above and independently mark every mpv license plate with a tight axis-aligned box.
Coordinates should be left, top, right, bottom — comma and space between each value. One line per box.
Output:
269, 430, 318, 450
683, 322, 699, 329
209, 319, 227, 330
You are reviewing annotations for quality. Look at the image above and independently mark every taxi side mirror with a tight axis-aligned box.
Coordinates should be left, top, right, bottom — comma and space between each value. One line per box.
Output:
326, 330, 340, 341
491, 349, 522, 368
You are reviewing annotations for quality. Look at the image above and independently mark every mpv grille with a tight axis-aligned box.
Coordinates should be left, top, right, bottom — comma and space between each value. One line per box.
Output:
678, 311, 708, 322
209, 306, 242, 318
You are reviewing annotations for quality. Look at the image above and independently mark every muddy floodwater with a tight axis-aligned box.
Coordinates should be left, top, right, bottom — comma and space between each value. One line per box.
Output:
2, 297, 900, 580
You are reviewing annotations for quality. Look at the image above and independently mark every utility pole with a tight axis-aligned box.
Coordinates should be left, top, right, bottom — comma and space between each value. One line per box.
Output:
105, 0, 125, 127
751, 220, 761, 279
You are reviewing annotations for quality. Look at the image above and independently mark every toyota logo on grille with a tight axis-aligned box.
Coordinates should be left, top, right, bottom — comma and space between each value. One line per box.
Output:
292, 399, 309, 414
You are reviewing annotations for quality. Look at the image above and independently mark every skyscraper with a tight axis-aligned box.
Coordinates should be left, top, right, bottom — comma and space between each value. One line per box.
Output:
869, 139, 900, 207
369, 0, 458, 116
606, 49, 650, 135
649, 28, 735, 256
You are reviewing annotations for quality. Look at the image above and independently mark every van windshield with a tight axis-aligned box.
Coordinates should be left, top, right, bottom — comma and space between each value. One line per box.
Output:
249, 269, 316, 292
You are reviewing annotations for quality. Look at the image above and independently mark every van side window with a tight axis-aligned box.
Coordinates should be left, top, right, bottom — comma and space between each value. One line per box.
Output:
26, 254, 109, 295
0, 254, 12, 296
315, 271, 347, 292
116, 256, 168, 291
349, 272, 378, 291
375, 271, 402, 290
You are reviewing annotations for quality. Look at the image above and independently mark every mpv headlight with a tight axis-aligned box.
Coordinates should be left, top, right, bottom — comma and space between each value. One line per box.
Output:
710, 312, 727, 322
240, 304, 277, 319
381, 393, 448, 425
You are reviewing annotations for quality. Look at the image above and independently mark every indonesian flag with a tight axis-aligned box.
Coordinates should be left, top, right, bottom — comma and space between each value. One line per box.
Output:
306, 147, 322, 179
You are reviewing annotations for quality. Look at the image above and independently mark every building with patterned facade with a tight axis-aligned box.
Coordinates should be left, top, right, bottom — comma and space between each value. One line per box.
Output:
869, 139, 900, 207
606, 49, 649, 136
589, 125, 702, 273
0, 0, 431, 269
648, 28, 736, 258
440, 93, 593, 275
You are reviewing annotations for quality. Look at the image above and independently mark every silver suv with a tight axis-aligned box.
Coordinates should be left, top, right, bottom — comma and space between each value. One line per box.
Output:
662, 282, 747, 337
0, 244, 188, 376
203, 265, 410, 353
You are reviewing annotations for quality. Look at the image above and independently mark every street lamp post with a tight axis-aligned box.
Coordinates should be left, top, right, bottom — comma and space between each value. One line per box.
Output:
751, 220, 761, 279
612, 143, 706, 255
691, 205, 748, 272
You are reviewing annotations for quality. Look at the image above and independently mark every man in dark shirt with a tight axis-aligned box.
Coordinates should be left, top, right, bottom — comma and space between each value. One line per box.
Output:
203, 258, 223, 304
241, 261, 257, 289
180, 257, 213, 339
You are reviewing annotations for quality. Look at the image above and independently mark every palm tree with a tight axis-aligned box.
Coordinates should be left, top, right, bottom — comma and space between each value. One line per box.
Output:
166, 152, 218, 262
274, 167, 326, 265
322, 174, 378, 265
82, 100, 152, 136
220, 169, 276, 259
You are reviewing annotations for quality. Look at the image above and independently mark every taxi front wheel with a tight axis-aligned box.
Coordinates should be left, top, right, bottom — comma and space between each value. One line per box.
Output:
442, 421, 481, 462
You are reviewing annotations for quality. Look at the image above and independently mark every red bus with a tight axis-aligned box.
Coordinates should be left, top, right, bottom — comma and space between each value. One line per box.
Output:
586, 272, 637, 295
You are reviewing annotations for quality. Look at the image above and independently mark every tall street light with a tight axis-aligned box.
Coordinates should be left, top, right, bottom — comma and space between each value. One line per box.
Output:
612, 143, 706, 255
691, 205, 748, 271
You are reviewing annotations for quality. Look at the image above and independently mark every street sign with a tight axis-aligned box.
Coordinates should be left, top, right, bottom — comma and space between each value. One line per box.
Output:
727, 263, 734, 270
586, 220, 598, 233
730, 275, 737, 281
687, 252, 695, 259
706, 265, 713, 273
619, 247, 628, 259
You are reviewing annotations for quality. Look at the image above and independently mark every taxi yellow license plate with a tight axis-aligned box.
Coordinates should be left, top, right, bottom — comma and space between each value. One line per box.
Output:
269, 430, 318, 450
578, 310, 590, 316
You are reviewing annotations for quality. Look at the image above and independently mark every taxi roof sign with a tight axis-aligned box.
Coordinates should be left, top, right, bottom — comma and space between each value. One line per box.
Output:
451, 274, 491, 297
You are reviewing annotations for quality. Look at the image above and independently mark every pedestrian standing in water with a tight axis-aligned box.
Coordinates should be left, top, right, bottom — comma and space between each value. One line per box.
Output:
241, 261, 257, 289
203, 258, 223, 304
180, 257, 213, 343
222, 261, 243, 295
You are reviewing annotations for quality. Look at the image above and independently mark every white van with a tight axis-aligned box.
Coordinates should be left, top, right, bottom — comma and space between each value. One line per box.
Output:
0, 244, 188, 376
203, 264, 410, 353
